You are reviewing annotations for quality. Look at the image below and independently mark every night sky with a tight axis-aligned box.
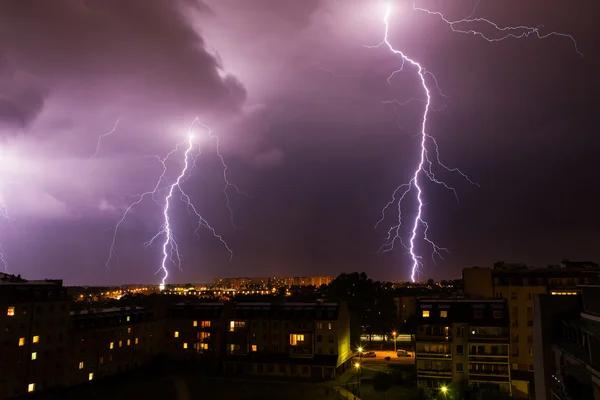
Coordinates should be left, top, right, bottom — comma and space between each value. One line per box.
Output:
0, 0, 598, 285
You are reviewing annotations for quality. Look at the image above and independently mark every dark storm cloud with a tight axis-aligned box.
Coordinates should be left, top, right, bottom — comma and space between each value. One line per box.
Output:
0, 90, 45, 127
0, 0, 246, 119
1, 0, 599, 285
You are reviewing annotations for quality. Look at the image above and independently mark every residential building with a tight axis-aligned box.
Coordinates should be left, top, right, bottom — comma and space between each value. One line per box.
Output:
68, 306, 160, 386
533, 286, 600, 400
0, 273, 71, 398
394, 296, 417, 326
222, 302, 353, 379
415, 297, 511, 396
0, 274, 352, 398
463, 261, 600, 398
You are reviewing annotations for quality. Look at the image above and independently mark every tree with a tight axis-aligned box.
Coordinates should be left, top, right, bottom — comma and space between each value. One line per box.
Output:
372, 372, 395, 398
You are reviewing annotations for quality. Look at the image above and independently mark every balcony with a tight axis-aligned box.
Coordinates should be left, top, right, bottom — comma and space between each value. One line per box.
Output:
416, 352, 452, 360
417, 368, 452, 377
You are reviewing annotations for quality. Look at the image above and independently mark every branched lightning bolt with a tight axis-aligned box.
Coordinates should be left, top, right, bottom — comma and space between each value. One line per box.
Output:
106, 118, 236, 288
92, 119, 121, 158
373, 2, 580, 282
413, 1, 582, 57
204, 123, 252, 228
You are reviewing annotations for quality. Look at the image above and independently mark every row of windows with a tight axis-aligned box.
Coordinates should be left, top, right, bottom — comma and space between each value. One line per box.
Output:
6, 304, 68, 317
108, 338, 139, 349
421, 310, 503, 318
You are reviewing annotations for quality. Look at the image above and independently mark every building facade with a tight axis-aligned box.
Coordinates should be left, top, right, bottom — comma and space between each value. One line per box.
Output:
0, 275, 351, 398
533, 285, 600, 400
221, 302, 353, 380
463, 262, 600, 398
415, 298, 511, 397
0, 274, 70, 398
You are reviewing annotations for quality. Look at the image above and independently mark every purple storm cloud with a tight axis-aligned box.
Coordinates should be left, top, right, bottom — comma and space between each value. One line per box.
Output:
0, 0, 598, 284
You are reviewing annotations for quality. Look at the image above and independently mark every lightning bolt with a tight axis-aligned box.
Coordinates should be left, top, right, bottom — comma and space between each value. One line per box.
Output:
413, 2, 582, 57
106, 118, 235, 289
373, 2, 580, 282
92, 119, 121, 158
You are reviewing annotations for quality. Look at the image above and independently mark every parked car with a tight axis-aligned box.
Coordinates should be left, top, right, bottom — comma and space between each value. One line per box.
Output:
396, 349, 411, 357
364, 351, 377, 358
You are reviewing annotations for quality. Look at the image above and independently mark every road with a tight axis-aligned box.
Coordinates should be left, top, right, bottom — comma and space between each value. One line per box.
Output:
353, 350, 414, 372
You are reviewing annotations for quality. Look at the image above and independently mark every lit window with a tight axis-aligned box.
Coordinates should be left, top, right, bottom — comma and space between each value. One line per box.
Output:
193, 320, 198, 327
201, 320, 211, 328
79, 361, 84, 370
19, 337, 25, 347
422, 310, 430, 318
7, 306, 15, 316
183, 342, 188, 349
28, 383, 35, 393
119, 341, 123, 347
174, 331, 179, 338
127, 339, 131, 346
229, 321, 245, 331
32, 335, 39, 343
109, 342, 114, 349
251, 344, 257, 352
440, 310, 448, 318
89, 373, 94, 381
317, 322, 323, 330
126, 316, 130, 322
200, 343, 208, 350
127, 327, 131, 334
289, 334, 305, 346
31, 352, 37, 360
328, 322, 332, 330
135, 337, 139, 344
99, 357, 104, 365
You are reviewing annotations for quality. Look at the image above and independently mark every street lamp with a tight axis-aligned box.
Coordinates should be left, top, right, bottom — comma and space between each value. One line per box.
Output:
392, 331, 397, 352
357, 346, 363, 364
354, 362, 361, 397
440, 386, 448, 399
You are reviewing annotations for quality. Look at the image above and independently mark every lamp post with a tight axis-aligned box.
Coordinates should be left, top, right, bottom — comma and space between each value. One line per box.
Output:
354, 362, 361, 397
392, 331, 397, 353
357, 346, 363, 364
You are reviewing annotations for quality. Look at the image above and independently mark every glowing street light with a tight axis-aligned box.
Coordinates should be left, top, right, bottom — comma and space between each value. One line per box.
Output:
392, 330, 397, 352
441, 386, 448, 398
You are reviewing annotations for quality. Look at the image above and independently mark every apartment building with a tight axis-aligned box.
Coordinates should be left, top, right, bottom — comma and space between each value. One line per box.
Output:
211, 276, 334, 290
415, 298, 511, 397
463, 261, 600, 398
165, 302, 225, 363
222, 302, 353, 380
533, 286, 600, 400
0, 274, 71, 398
67, 306, 161, 387
394, 296, 417, 326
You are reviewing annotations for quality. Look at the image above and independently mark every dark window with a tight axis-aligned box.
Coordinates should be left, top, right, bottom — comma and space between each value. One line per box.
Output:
456, 345, 463, 354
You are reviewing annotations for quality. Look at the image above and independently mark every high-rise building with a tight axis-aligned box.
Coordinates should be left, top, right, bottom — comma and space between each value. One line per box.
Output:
463, 261, 600, 398
415, 297, 511, 397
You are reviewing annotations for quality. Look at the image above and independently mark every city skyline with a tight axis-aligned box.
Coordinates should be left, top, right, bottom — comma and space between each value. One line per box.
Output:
0, 0, 598, 286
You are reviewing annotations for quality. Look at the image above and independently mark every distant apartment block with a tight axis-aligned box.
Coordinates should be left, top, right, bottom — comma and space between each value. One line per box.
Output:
211, 276, 334, 290
463, 260, 600, 398
415, 297, 511, 397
